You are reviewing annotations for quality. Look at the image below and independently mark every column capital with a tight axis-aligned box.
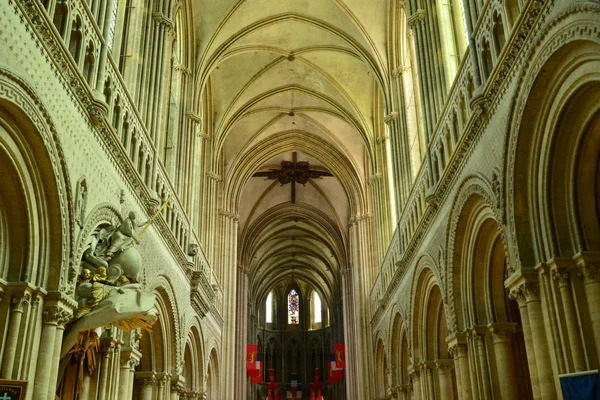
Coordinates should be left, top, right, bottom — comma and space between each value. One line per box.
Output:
186, 112, 202, 124
446, 332, 468, 358
135, 371, 157, 386
10, 290, 31, 312
551, 268, 571, 286
435, 358, 454, 373
407, 9, 426, 28
488, 322, 517, 343
574, 252, 600, 283
509, 282, 540, 305
384, 112, 399, 125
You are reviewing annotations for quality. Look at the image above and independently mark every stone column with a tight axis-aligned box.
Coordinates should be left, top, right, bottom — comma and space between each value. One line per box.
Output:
235, 267, 249, 399
508, 283, 540, 398
119, 346, 141, 399
1, 291, 31, 379
510, 282, 556, 399
552, 267, 586, 371
575, 254, 600, 355
135, 372, 157, 400
32, 297, 74, 400
447, 334, 471, 399
97, 339, 116, 400
436, 360, 454, 400
170, 375, 185, 400
218, 210, 240, 399
409, 368, 422, 400
488, 323, 518, 399
470, 326, 492, 400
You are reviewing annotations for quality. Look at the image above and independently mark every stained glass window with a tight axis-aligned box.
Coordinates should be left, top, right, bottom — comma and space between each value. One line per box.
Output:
288, 289, 299, 324
266, 292, 273, 323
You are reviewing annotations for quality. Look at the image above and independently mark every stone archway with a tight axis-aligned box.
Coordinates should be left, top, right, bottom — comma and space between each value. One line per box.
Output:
448, 186, 532, 399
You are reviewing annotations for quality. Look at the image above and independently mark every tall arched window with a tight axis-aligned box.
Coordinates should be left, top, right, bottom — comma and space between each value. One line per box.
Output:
313, 291, 322, 324
288, 289, 299, 325
266, 291, 273, 323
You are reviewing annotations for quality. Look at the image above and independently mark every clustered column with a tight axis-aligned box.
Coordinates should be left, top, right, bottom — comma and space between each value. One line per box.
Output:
509, 281, 556, 399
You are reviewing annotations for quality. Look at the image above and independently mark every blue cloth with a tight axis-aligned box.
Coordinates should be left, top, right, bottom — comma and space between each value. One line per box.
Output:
560, 372, 600, 400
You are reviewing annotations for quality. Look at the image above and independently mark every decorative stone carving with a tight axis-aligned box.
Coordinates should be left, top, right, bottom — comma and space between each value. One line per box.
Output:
188, 243, 199, 257
75, 177, 88, 228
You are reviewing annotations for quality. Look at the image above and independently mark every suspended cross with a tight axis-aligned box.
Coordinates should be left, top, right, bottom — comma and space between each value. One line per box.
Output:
0, 393, 11, 400
253, 152, 333, 204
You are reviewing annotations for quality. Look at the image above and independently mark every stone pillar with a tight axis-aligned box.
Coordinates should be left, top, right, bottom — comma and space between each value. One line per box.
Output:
235, 267, 249, 399
508, 283, 540, 398
171, 375, 185, 400
552, 267, 586, 371
509, 281, 556, 399
436, 360, 454, 400
32, 296, 74, 400
470, 326, 492, 400
488, 323, 518, 399
119, 347, 141, 399
1, 291, 31, 379
135, 372, 157, 400
447, 334, 471, 399
218, 210, 240, 399
575, 254, 600, 356
97, 339, 116, 400
409, 368, 422, 400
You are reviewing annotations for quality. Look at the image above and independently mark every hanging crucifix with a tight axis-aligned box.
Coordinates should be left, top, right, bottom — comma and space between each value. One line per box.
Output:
253, 152, 333, 204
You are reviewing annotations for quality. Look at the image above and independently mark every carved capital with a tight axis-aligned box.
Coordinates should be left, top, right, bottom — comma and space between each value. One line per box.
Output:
42, 304, 73, 327
576, 261, 600, 284
384, 111, 399, 125
552, 268, 570, 286
407, 10, 426, 28
186, 112, 202, 124
370, 173, 383, 184
488, 322, 517, 343
218, 209, 239, 221
207, 172, 222, 182
11, 291, 31, 312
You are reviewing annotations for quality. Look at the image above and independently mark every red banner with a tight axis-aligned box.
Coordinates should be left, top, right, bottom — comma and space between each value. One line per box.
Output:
334, 343, 346, 368
249, 362, 263, 383
247, 344, 259, 371
328, 360, 343, 383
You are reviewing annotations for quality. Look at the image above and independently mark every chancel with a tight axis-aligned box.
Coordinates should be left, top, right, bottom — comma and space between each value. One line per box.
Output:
0, 0, 599, 399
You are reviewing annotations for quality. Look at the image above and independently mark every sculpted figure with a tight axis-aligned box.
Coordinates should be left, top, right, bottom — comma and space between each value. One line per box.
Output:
105, 211, 149, 258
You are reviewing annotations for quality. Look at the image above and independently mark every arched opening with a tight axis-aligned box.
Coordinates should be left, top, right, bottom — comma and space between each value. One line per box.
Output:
375, 339, 388, 398
412, 267, 458, 399
511, 40, 600, 379
206, 349, 219, 399
52, 1, 69, 38
492, 12, 506, 56
391, 313, 409, 391
450, 190, 532, 399
68, 16, 83, 63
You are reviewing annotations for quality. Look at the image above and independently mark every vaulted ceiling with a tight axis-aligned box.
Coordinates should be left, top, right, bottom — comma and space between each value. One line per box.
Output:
194, 0, 391, 309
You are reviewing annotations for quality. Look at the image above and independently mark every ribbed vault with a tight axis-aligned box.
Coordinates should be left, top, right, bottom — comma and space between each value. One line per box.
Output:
196, 3, 388, 391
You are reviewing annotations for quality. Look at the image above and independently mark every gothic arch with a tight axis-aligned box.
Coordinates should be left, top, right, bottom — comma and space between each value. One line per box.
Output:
0, 68, 74, 291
